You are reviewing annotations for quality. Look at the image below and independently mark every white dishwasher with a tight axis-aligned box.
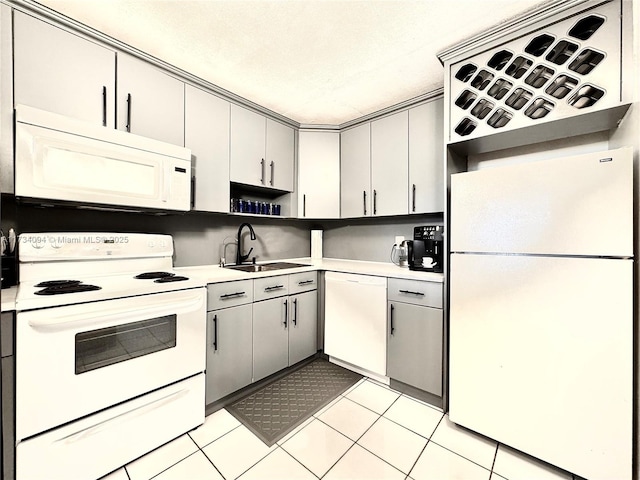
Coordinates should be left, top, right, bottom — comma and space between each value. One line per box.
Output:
324, 271, 387, 376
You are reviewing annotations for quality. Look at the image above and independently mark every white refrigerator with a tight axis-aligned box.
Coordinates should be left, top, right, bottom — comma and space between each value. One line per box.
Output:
449, 147, 633, 480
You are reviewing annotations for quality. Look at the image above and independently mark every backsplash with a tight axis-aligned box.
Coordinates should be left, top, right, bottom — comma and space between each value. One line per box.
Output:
320, 214, 444, 263
1, 196, 443, 267
1, 197, 312, 267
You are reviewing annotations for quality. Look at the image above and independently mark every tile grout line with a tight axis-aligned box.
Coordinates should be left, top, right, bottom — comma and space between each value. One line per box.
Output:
278, 445, 322, 479
188, 423, 242, 480
490, 443, 499, 476
147, 450, 201, 480
406, 413, 445, 478
337, 395, 410, 477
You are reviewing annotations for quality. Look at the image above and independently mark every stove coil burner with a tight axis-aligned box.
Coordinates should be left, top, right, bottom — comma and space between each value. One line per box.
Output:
134, 272, 175, 280
35, 280, 82, 288
35, 283, 101, 295
154, 276, 189, 283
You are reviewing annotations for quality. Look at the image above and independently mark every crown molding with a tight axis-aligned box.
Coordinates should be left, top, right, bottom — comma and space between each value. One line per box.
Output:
436, 0, 607, 65
339, 88, 445, 130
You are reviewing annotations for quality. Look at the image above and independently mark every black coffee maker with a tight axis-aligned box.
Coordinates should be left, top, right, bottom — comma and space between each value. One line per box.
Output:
407, 225, 444, 273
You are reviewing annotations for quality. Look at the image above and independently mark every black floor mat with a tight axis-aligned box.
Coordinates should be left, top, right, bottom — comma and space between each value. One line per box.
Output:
226, 358, 362, 446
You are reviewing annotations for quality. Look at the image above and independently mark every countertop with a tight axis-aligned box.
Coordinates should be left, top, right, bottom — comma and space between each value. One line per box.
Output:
176, 257, 444, 284
1, 258, 443, 312
1, 286, 18, 312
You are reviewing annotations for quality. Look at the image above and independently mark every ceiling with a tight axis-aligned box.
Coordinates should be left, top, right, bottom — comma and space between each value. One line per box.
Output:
34, 0, 550, 125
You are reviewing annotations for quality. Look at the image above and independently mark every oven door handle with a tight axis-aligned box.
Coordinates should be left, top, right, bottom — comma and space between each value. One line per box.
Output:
27, 292, 204, 331
57, 386, 190, 444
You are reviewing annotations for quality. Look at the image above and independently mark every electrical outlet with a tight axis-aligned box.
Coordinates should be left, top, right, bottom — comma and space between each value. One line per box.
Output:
395, 235, 404, 245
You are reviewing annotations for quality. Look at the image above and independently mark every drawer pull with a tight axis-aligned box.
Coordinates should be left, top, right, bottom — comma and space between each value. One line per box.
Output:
264, 285, 285, 292
298, 279, 314, 286
399, 289, 425, 296
220, 292, 246, 299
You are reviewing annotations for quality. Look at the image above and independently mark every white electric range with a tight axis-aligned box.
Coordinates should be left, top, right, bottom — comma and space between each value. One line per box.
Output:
15, 232, 207, 480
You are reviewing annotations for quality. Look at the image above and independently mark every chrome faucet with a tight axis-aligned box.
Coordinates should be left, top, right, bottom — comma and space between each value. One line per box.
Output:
236, 223, 256, 265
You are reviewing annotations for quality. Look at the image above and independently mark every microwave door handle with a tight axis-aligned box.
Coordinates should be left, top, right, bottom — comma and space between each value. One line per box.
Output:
27, 293, 204, 331
162, 163, 172, 202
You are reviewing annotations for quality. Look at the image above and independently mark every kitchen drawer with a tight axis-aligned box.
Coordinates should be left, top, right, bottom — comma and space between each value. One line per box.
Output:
253, 275, 289, 302
388, 278, 442, 308
288, 271, 318, 294
207, 280, 254, 311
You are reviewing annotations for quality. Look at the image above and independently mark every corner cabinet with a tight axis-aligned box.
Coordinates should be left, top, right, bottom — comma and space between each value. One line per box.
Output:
116, 53, 185, 146
298, 130, 340, 219
13, 11, 116, 128
230, 104, 294, 192
185, 85, 230, 212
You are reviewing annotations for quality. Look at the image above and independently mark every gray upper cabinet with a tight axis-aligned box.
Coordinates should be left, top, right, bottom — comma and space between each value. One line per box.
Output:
340, 123, 371, 218
265, 119, 294, 192
116, 53, 185, 146
230, 105, 294, 192
13, 11, 116, 127
409, 99, 444, 214
371, 110, 409, 216
230, 104, 266, 188
185, 85, 230, 212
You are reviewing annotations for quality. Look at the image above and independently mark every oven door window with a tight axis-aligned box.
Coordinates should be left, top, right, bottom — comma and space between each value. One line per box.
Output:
75, 315, 177, 374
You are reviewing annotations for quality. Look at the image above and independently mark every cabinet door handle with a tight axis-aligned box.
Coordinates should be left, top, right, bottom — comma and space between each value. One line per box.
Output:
293, 298, 297, 326
390, 304, 395, 335
303, 194, 306, 217
260, 158, 265, 184
220, 291, 246, 299
126, 93, 132, 132
363, 191, 367, 216
298, 279, 314, 286
264, 285, 284, 292
373, 189, 377, 215
412, 184, 416, 212
270, 161, 275, 186
212, 314, 218, 351
283, 299, 288, 328
399, 289, 425, 296
102, 86, 107, 127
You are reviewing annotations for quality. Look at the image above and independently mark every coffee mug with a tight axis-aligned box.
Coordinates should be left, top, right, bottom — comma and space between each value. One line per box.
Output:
422, 256, 434, 267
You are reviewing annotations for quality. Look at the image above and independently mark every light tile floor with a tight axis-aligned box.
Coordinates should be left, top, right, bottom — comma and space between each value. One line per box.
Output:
101, 378, 579, 480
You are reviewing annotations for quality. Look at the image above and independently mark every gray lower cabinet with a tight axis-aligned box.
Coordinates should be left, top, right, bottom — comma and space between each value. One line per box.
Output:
252, 297, 289, 382
387, 301, 443, 396
387, 278, 443, 397
205, 304, 253, 404
288, 290, 317, 366
1, 311, 14, 480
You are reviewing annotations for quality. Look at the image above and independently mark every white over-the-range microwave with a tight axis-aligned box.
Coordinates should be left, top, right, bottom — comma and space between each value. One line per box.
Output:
14, 105, 191, 212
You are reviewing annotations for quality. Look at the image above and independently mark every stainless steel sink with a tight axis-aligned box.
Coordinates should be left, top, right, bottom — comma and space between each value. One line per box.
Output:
225, 262, 310, 273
